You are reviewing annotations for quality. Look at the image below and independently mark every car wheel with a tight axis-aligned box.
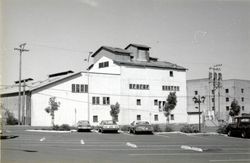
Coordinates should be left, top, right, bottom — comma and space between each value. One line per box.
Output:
241, 131, 247, 138
227, 130, 232, 137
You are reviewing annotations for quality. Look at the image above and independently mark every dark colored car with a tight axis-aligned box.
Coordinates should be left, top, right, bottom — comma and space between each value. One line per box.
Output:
129, 121, 153, 134
226, 116, 250, 138
98, 120, 119, 133
77, 120, 93, 132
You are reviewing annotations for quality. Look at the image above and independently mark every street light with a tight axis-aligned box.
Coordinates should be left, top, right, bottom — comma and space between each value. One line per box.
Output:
193, 95, 205, 132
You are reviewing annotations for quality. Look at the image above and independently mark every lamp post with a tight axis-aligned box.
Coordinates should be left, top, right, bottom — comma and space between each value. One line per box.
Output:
193, 95, 205, 132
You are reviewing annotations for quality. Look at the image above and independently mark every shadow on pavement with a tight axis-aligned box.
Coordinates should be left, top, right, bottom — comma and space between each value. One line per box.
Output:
0, 135, 19, 139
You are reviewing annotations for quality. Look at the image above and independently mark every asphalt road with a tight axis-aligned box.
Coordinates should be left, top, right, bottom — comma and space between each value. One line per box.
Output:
1, 127, 250, 163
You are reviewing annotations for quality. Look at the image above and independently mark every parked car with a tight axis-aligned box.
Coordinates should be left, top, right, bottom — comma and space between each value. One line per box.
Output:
129, 121, 153, 134
77, 120, 92, 132
226, 116, 250, 138
98, 120, 119, 133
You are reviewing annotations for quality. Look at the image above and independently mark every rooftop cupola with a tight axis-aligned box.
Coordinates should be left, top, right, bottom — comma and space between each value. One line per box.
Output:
125, 44, 150, 62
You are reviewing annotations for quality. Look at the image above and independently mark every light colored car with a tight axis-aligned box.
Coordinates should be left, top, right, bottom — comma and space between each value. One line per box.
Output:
98, 120, 119, 133
77, 120, 92, 132
129, 121, 153, 134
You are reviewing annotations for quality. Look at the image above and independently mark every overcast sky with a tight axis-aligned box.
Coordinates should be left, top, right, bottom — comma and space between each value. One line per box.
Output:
2, 0, 250, 86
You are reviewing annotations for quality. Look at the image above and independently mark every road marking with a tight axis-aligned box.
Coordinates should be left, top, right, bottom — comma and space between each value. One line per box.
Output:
122, 132, 134, 136
40, 137, 46, 142
126, 142, 137, 148
129, 152, 250, 156
155, 134, 169, 138
181, 145, 203, 152
80, 139, 85, 145
210, 159, 250, 162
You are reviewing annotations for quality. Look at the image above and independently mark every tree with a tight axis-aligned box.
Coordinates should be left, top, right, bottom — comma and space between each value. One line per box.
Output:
163, 92, 177, 123
110, 102, 120, 123
229, 99, 240, 119
45, 97, 60, 126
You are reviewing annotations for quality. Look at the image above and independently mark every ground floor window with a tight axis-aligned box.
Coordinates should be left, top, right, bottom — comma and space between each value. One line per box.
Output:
154, 114, 158, 121
92, 97, 100, 105
137, 115, 141, 120
170, 114, 174, 120
93, 115, 98, 122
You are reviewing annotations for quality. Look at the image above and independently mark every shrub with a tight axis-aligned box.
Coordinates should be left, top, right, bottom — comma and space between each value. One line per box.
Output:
152, 124, 162, 132
164, 125, 173, 132
5, 110, 18, 125
52, 125, 60, 130
120, 125, 129, 131
217, 124, 228, 134
180, 124, 199, 133
59, 124, 71, 131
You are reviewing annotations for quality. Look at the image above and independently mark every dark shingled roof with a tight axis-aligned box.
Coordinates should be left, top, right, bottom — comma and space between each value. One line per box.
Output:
125, 43, 151, 49
91, 46, 131, 57
113, 59, 187, 71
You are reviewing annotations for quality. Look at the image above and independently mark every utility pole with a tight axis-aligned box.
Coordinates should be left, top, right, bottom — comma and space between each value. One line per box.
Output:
14, 43, 29, 125
193, 95, 206, 132
85, 52, 93, 123
209, 64, 222, 121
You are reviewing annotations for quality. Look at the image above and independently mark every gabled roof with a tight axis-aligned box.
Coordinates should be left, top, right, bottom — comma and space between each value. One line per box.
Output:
91, 46, 131, 58
125, 43, 151, 50
113, 59, 187, 71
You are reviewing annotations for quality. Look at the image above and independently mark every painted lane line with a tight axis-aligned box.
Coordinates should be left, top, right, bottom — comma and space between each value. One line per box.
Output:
126, 142, 137, 148
181, 145, 203, 152
129, 152, 250, 156
80, 139, 85, 145
155, 134, 169, 138
40, 137, 46, 142
210, 159, 250, 162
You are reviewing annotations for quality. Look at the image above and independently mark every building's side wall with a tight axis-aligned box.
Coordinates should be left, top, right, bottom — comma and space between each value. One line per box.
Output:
120, 65, 187, 124
31, 74, 89, 126
90, 56, 121, 74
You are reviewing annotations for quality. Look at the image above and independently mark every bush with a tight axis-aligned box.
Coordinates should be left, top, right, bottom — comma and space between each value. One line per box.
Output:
180, 124, 199, 133
120, 125, 129, 131
217, 124, 228, 134
164, 125, 173, 132
59, 124, 71, 131
152, 124, 162, 132
52, 125, 60, 130
5, 110, 18, 125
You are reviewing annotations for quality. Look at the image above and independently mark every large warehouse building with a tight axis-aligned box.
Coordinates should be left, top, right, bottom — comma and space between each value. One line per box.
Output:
1, 44, 188, 126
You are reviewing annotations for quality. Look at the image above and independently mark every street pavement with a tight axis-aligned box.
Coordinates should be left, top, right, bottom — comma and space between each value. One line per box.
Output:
1, 126, 250, 163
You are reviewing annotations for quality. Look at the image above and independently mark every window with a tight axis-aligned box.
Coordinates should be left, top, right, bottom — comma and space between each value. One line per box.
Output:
99, 61, 109, 68
226, 106, 229, 111
195, 91, 198, 95
159, 101, 162, 108
154, 99, 158, 106
212, 90, 215, 94
212, 107, 215, 110
170, 114, 174, 120
154, 115, 158, 121
129, 83, 149, 90
103, 97, 110, 105
242, 106, 245, 111
226, 97, 229, 102
241, 89, 244, 93
93, 115, 98, 122
212, 98, 214, 102
177, 86, 180, 91
72, 84, 88, 93
92, 97, 100, 105
137, 115, 141, 120
170, 71, 173, 77
225, 89, 229, 93
136, 99, 141, 105
242, 97, 244, 102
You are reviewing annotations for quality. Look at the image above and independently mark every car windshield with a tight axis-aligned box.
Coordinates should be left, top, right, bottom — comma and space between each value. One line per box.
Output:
136, 121, 149, 125
240, 118, 250, 123
78, 121, 89, 125
103, 121, 116, 125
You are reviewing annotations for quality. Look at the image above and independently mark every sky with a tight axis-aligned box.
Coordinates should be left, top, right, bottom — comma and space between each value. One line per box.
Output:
1, 0, 250, 86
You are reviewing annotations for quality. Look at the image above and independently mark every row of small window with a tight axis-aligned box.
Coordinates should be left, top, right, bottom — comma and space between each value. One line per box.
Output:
225, 88, 244, 94
129, 84, 149, 90
99, 61, 109, 68
92, 97, 110, 105
92, 114, 175, 123
72, 84, 88, 93
162, 85, 180, 91
226, 106, 245, 111
225, 97, 244, 102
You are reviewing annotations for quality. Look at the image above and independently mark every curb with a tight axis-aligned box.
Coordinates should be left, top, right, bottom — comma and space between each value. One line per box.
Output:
26, 129, 72, 133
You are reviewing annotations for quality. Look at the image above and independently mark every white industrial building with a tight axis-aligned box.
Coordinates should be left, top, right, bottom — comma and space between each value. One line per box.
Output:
1, 44, 188, 126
